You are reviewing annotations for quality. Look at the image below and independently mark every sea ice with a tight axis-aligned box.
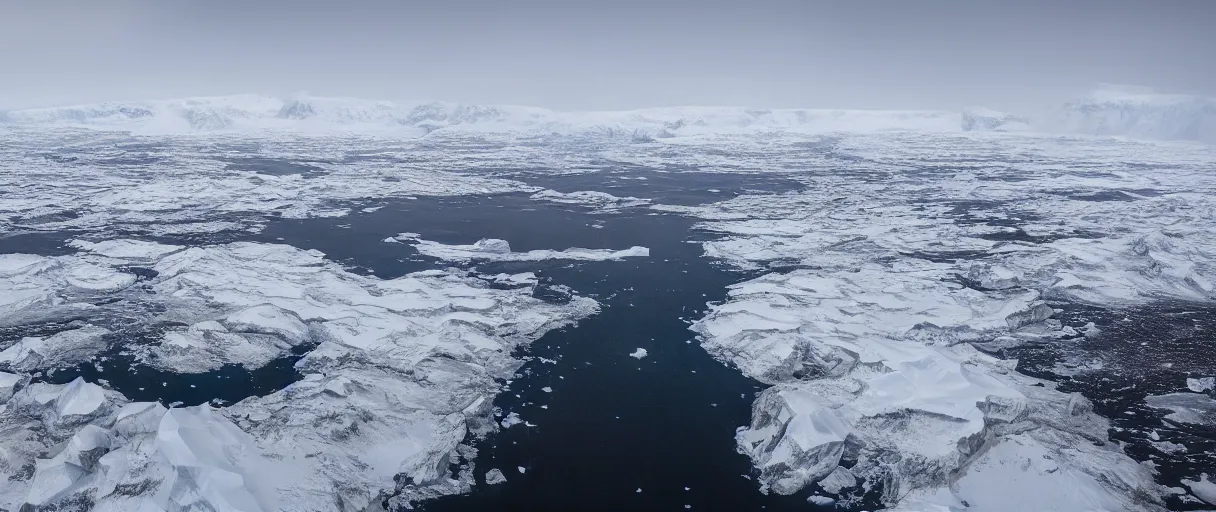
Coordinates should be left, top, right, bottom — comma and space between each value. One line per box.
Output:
409, 237, 649, 263
629, 348, 648, 359
670, 130, 1211, 509
485, 468, 507, 485
0, 325, 110, 372
529, 189, 650, 210
1182, 474, 1216, 505
1187, 376, 1215, 393
1145, 392, 1216, 425
0, 241, 600, 511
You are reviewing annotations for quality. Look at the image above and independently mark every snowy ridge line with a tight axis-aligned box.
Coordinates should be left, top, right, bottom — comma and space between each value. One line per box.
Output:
0, 240, 600, 511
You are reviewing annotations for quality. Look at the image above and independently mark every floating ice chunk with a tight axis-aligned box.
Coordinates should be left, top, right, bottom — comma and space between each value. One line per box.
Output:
501, 412, 523, 428
1183, 474, 1216, 505
817, 466, 856, 494
0, 325, 110, 372
629, 348, 648, 359
68, 239, 183, 260
23, 424, 112, 505
541, 386, 552, 393
0, 371, 24, 401
485, 468, 507, 485
1145, 392, 1216, 425
411, 237, 649, 263
966, 263, 1022, 290
953, 433, 1158, 512
55, 378, 106, 417
1153, 441, 1187, 454
807, 495, 835, 506
530, 189, 650, 210
147, 321, 287, 373
490, 272, 539, 286
223, 304, 310, 343
518, 466, 526, 474
1187, 377, 1215, 393
736, 389, 856, 494
0, 241, 601, 509
64, 262, 136, 292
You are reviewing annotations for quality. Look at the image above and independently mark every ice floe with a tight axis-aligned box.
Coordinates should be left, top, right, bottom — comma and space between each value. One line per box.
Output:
407, 237, 649, 263
485, 468, 507, 485
1145, 392, 1216, 425
0, 241, 599, 510
629, 348, 648, 359
0, 325, 110, 372
670, 130, 1216, 509
1182, 474, 1216, 505
1187, 376, 1215, 393
529, 189, 651, 211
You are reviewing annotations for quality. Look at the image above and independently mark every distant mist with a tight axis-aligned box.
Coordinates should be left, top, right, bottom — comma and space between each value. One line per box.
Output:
2, 0, 1213, 112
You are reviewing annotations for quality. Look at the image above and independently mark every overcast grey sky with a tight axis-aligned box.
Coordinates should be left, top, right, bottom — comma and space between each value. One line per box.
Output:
1, 0, 1212, 111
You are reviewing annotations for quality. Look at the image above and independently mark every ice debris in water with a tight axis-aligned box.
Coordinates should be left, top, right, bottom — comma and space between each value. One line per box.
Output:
0, 325, 110, 372
1145, 392, 1216, 425
807, 495, 835, 506
1187, 376, 1215, 393
407, 236, 649, 263
0, 241, 599, 511
629, 348, 648, 359
485, 468, 507, 485
500, 412, 523, 429
668, 130, 1216, 510
1182, 474, 1216, 506
529, 189, 651, 211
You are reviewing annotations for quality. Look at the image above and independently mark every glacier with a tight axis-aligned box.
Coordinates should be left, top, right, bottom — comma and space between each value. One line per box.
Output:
1056, 85, 1216, 144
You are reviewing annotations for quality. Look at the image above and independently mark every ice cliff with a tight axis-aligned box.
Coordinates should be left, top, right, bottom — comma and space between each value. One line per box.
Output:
1055, 85, 1216, 143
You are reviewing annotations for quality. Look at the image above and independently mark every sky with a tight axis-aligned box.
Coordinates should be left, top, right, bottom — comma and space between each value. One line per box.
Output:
1, 0, 1213, 112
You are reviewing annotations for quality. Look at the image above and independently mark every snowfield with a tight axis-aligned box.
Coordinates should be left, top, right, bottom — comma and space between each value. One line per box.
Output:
1, 87, 1214, 511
